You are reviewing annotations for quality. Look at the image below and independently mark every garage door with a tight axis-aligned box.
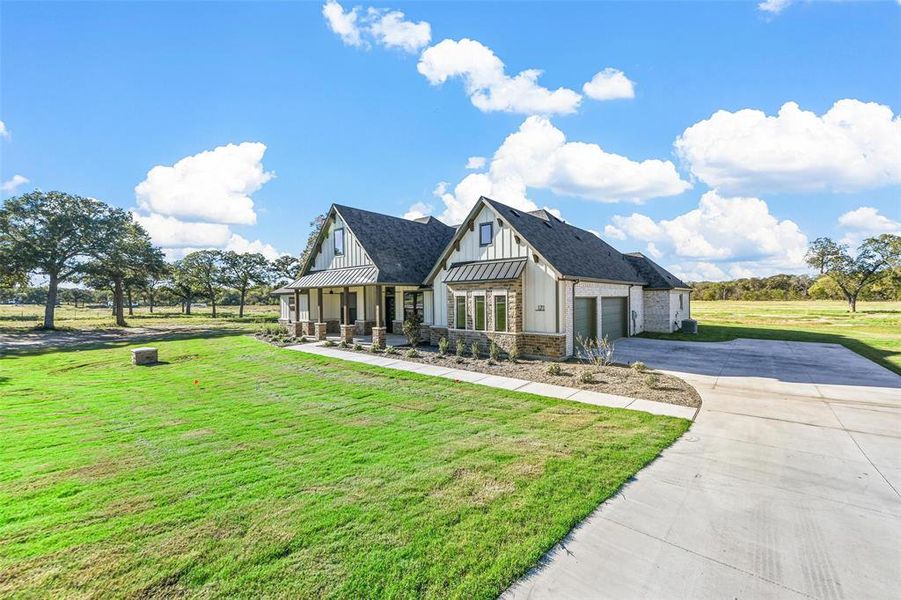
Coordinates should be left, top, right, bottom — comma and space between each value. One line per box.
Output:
601, 297, 627, 340
574, 297, 597, 343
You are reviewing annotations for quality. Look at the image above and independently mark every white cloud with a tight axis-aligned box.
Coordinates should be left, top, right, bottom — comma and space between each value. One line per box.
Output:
465, 156, 486, 170
322, 0, 363, 48
603, 224, 627, 240
837, 206, 901, 248
135, 142, 273, 226
368, 8, 431, 53
675, 99, 901, 194
582, 68, 635, 101
417, 39, 582, 115
415, 116, 690, 224
0, 121, 9, 140
758, 0, 793, 14
1, 174, 29, 193
133, 212, 232, 248
225, 233, 282, 260
403, 201, 433, 220
608, 190, 809, 279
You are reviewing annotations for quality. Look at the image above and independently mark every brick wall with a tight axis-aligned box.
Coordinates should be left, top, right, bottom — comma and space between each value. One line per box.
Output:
643, 290, 672, 332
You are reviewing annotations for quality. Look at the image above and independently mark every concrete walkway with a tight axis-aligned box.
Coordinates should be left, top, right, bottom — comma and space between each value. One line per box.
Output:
285, 342, 697, 420
505, 338, 901, 599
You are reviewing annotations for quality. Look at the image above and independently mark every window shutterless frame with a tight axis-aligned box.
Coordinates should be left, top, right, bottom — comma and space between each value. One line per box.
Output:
479, 222, 493, 246
474, 295, 486, 331
455, 295, 467, 329
493, 294, 507, 332
333, 227, 345, 256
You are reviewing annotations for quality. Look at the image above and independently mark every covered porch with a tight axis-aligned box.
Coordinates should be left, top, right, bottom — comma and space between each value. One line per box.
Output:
278, 266, 431, 348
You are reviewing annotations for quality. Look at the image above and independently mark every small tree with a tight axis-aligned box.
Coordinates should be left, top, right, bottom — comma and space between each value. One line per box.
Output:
270, 255, 301, 287
181, 250, 225, 317
807, 235, 899, 313
0, 191, 113, 328
223, 251, 271, 318
168, 259, 200, 314
402, 313, 423, 347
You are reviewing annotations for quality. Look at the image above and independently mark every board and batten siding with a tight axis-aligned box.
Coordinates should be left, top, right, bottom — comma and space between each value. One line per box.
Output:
312, 213, 373, 271
431, 204, 559, 333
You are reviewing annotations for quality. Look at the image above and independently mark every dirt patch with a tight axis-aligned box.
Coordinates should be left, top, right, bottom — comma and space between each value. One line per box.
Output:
334, 345, 701, 408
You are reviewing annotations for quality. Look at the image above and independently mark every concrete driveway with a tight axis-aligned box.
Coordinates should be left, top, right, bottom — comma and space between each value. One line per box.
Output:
504, 338, 901, 600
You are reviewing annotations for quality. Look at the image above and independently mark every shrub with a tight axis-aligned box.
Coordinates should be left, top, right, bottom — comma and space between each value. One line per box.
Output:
644, 373, 659, 388
405, 348, 419, 359
438, 337, 449, 356
299, 336, 308, 343
402, 314, 422, 347
546, 363, 562, 376
455, 338, 465, 358
630, 361, 647, 372
470, 341, 481, 360
579, 370, 596, 384
368, 343, 380, 353
385, 345, 398, 355
338, 340, 349, 349
455, 356, 464, 364
488, 340, 500, 362
260, 323, 288, 336
576, 335, 615, 368
508, 342, 520, 363
323, 340, 336, 347
353, 343, 363, 351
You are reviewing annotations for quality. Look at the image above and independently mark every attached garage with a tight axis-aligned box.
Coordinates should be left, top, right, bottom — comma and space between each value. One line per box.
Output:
573, 297, 597, 342
601, 297, 627, 340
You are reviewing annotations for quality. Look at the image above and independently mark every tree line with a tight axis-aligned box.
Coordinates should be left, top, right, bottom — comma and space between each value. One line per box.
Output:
0, 190, 320, 329
690, 234, 900, 312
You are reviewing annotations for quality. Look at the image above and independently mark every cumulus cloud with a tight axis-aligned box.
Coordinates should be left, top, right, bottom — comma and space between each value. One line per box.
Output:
2, 174, 29, 193
368, 8, 431, 53
465, 156, 486, 170
608, 190, 809, 280
417, 39, 582, 115
135, 142, 273, 226
675, 99, 901, 194
322, 0, 364, 47
582, 68, 635, 101
412, 117, 689, 224
0, 120, 9, 140
837, 206, 901, 248
323, 1, 430, 53
224, 233, 282, 260
132, 212, 232, 248
403, 201, 433, 220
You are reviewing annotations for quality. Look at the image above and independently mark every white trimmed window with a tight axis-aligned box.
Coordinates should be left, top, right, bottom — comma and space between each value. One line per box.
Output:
474, 293, 486, 331
334, 227, 345, 255
455, 294, 467, 329
493, 293, 507, 332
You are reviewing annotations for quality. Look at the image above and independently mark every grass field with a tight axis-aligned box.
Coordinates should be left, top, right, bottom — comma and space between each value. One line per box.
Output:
0, 335, 688, 598
0, 304, 278, 332
642, 300, 901, 375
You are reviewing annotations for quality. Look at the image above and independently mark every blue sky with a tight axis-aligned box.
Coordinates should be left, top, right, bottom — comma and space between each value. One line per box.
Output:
2, 0, 899, 281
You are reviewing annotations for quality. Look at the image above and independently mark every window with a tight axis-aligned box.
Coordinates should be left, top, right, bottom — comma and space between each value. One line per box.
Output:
455, 295, 467, 329
334, 228, 345, 255
403, 291, 423, 323
479, 222, 493, 246
494, 295, 507, 332
474, 295, 485, 331
679, 293, 684, 310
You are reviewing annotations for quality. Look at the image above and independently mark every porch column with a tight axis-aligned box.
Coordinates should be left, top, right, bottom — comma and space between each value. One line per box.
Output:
293, 288, 300, 322
291, 288, 303, 337
340, 286, 354, 343
315, 288, 326, 340
371, 284, 386, 349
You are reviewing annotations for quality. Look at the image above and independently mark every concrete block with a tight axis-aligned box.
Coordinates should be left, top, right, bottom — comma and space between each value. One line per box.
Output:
131, 347, 158, 365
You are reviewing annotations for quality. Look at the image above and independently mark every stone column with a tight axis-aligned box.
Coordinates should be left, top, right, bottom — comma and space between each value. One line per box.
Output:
314, 321, 328, 340
371, 326, 386, 349
301, 321, 314, 336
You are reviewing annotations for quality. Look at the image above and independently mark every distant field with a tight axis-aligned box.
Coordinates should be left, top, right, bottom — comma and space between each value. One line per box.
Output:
642, 300, 901, 375
0, 304, 278, 331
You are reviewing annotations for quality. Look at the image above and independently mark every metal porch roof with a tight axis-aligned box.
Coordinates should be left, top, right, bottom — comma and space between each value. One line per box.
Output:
443, 258, 527, 284
288, 265, 379, 289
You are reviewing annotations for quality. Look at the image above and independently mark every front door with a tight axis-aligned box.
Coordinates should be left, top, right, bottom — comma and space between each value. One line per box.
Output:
385, 287, 395, 333
403, 291, 424, 324
574, 297, 597, 345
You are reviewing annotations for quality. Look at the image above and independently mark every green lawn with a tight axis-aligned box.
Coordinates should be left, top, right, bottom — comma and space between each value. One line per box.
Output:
0, 335, 688, 599
641, 300, 901, 375
0, 304, 278, 332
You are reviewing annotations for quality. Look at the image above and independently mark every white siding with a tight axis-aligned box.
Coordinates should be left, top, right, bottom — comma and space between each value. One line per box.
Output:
312, 213, 373, 271
297, 293, 310, 322
432, 204, 558, 332
423, 290, 434, 324
279, 296, 291, 321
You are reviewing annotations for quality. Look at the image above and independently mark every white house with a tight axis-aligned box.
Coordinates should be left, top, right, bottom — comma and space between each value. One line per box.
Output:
275, 197, 691, 358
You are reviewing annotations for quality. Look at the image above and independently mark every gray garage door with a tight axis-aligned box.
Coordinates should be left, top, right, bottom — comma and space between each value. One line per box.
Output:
601, 297, 627, 340
574, 297, 597, 343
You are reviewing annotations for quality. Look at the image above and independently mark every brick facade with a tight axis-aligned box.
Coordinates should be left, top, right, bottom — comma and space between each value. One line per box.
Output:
371, 326, 387, 349
314, 322, 328, 340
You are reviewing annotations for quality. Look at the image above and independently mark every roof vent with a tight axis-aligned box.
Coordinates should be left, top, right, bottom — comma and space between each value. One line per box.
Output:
510, 209, 519, 217
574, 234, 582, 241
543, 221, 552, 229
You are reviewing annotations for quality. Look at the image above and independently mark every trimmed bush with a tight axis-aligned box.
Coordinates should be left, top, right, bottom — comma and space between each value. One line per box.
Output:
579, 371, 595, 384
630, 361, 647, 373
508, 342, 520, 363
644, 373, 659, 388
323, 340, 337, 347
368, 343, 380, 353
546, 363, 562, 376
470, 341, 481, 360
455, 338, 465, 358
438, 337, 449, 356
489, 341, 500, 362
405, 348, 418, 359
385, 345, 398, 355
353, 343, 363, 351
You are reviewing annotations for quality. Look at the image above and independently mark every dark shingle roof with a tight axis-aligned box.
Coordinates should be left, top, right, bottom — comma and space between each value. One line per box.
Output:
624, 253, 690, 289
482, 198, 645, 284
333, 205, 455, 284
